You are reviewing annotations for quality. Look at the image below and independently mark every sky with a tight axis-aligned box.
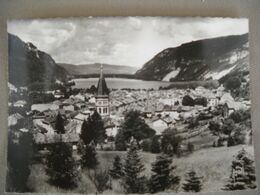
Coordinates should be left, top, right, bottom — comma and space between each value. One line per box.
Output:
8, 17, 248, 68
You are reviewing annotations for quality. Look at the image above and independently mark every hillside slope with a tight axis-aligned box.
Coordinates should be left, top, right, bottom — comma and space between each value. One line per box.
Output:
135, 34, 249, 82
8, 33, 67, 87
28, 145, 255, 193
58, 63, 138, 75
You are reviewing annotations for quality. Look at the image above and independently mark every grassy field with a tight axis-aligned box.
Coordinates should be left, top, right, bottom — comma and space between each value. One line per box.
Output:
28, 144, 256, 194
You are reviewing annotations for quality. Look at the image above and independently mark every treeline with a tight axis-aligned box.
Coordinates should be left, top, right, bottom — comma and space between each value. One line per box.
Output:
161, 79, 219, 90
72, 74, 137, 79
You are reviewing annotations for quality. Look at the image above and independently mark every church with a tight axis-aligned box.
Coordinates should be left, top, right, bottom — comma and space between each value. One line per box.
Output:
95, 65, 110, 117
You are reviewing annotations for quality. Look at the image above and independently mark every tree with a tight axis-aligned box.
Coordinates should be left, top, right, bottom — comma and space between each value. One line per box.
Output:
150, 136, 161, 154
90, 110, 106, 144
222, 119, 235, 136
161, 128, 182, 156
80, 111, 106, 145
6, 131, 33, 192
182, 170, 203, 192
223, 149, 256, 190
89, 169, 110, 193
225, 76, 241, 91
120, 110, 155, 142
109, 155, 124, 179
81, 141, 99, 169
187, 142, 195, 153
122, 139, 147, 193
89, 85, 97, 94
229, 109, 251, 124
194, 97, 207, 107
182, 95, 195, 106
149, 154, 180, 193
208, 120, 221, 136
45, 142, 78, 189
55, 112, 65, 134
80, 120, 95, 145
115, 128, 127, 151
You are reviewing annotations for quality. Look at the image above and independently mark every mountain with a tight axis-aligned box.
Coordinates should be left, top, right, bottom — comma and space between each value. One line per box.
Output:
8, 33, 67, 87
135, 34, 249, 82
58, 63, 138, 76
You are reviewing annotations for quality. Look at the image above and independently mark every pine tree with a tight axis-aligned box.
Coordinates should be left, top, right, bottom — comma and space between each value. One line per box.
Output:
6, 131, 33, 192
45, 142, 78, 189
149, 154, 180, 193
109, 155, 124, 179
81, 141, 99, 169
115, 128, 127, 151
55, 112, 65, 134
122, 139, 146, 193
150, 136, 161, 154
182, 170, 203, 192
46, 117, 78, 189
80, 119, 95, 145
223, 148, 256, 190
80, 111, 106, 145
91, 110, 106, 143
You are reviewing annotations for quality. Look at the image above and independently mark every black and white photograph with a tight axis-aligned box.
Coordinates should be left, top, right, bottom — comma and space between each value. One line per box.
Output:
6, 17, 257, 194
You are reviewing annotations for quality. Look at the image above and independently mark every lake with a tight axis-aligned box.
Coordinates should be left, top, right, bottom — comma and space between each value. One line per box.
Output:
72, 78, 171, 90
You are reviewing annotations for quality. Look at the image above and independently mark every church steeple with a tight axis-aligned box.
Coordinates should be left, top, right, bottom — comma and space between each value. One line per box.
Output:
95, 64, 110, 117
97, 64, 109, 96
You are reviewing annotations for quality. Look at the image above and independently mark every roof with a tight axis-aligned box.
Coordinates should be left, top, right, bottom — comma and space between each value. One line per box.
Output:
96, 65, 109, 96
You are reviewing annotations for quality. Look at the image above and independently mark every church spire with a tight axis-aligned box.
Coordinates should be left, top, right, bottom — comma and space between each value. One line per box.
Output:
97, 63, 109, 96
100, 64, 103, 79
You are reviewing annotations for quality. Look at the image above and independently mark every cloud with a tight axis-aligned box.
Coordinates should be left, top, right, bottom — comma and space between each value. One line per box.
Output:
7, 17, 248, 67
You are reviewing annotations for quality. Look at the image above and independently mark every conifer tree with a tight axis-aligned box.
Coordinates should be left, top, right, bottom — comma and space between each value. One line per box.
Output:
80, 111, 106, 145
150, 136, 161, 154
122, 139, 146, 193
91, 110, 106, 143
81, 141, 99, 169
109, 155, 124, 179
7, 131, 33, 192
55, 112, 65, 134
80, 119, 95, 145
149, 154, 180, 193
115, 128, 127, 151
45, 142, 78, 189
223, 148, 256, 190
46, 117, 78, 189
182, 170, 203, 192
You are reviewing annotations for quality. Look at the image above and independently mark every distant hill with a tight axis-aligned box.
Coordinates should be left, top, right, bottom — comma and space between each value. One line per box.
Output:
135, 34, 249, 83
8, 33, 67, 87
58, 63, 138, 76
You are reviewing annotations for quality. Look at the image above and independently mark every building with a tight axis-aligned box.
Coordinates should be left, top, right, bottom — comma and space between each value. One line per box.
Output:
95, 64, 110, 117
147, 116, 175, 135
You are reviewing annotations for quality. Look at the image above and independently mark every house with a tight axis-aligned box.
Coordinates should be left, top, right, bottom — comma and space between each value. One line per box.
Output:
62, 104, 75, 111
105, 123, 119, 137
54, 90, 64, 99
207, 96, 219, 107
13, 100, 27, 107
148, 116, 175, 135
8, 113, 24, 127
73, 112, 90, 123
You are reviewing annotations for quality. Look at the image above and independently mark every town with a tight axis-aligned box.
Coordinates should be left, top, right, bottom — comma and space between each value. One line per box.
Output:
7, 65, 255, 193
6, 17, 256, 194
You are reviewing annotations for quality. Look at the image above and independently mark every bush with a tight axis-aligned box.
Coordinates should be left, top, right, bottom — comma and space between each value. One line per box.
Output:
91, 169, 110, 193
